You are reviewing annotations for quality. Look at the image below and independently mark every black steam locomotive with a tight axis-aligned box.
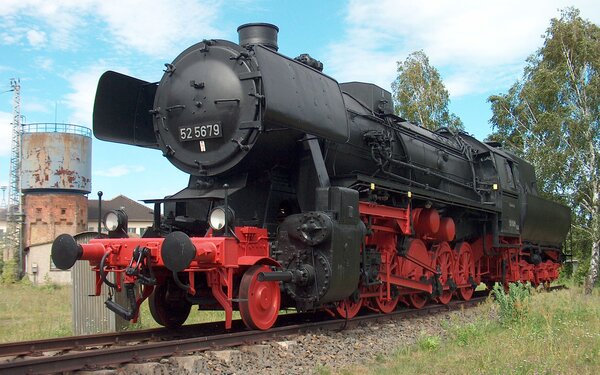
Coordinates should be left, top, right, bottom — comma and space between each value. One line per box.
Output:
52, 23, 570, 330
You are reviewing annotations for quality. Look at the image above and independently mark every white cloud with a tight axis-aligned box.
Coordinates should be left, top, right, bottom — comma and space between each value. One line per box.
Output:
1, 27, 25, 45
95, 165, 145, 177
95, 0, 222, 57
327, 0, 600, 97
26, 29, 46, 47
0, 0, 91, 49
0, 111, 13, 156
34, 57, 53, 71
63, 64, 110, 127
0, 0, 222, 55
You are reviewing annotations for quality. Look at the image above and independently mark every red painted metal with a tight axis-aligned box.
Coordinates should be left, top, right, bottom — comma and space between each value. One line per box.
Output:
430, 217, 456, 242
395, 238, 435, 293
75, 226, 272, 330
74, 196, 564, 329
408, 292, 428, 309
467, 234, 562, 289
334, 297, 363, 319
359, 201, 411, 235
431, 242, 454, 304
412, 208, 440, 238
239, 264, 281, 330
371, 253, 401, 313
400, 238, 437, 277
355, 202, 561, 313
454, 242, 475, 301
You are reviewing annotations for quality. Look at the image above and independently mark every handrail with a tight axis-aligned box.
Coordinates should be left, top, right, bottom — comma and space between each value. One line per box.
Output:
22, 123, 92, 137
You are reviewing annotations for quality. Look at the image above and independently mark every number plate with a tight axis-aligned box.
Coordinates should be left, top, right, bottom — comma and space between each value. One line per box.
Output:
178, 123, 222, 142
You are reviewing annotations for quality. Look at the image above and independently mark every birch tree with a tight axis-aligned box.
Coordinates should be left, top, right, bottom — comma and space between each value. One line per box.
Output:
392, 50, 463, 132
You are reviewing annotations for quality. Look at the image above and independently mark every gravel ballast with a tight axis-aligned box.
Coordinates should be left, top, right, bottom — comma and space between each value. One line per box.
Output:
105, 304, 491, 375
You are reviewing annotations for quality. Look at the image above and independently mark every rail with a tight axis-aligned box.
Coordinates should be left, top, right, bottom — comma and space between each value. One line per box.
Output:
22, 123, 92, 138
0, 285, 567, 374
0, 295, 488, 374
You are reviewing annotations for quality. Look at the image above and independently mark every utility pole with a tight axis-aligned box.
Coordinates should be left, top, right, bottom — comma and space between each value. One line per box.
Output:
0, 186, 6, 208
3, 78, 23, 280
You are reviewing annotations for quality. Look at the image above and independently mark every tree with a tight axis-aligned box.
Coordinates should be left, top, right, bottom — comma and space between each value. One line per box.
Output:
391, 50, 463, 132
488, 8, 600, 293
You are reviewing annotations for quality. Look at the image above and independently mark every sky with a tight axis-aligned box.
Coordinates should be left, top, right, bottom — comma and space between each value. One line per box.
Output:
1, 0, 599, 203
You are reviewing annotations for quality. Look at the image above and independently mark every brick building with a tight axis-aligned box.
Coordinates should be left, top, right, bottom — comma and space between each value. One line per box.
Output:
16, 195, 153, 285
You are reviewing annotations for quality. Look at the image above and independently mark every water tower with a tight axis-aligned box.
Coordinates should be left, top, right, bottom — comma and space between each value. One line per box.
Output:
21, 123, 92, 248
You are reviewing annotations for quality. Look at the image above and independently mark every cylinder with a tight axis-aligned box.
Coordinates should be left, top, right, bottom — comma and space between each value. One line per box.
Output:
237, 23, 279, 51
21, 123, 92, 193
412, 208, 440, 238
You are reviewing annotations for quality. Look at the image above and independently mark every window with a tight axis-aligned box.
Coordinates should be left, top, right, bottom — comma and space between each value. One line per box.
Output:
49, 255, 58, 270
128, 228, 137, 234
504, 161, 516, 190
61, 208, 66, 215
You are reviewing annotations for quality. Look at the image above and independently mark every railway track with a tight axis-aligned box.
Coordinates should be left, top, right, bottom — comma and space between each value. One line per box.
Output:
0, 286, 566, 374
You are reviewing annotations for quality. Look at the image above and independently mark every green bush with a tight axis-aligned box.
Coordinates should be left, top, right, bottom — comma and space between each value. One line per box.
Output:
452, 322, 484, 347
572, 258, 590, 285
0, 258, 19, 284
492, 281, 532, 325
417, 334, 441, 351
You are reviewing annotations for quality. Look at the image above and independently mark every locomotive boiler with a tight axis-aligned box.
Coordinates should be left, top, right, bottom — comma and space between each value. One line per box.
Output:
52, 23, 571, 330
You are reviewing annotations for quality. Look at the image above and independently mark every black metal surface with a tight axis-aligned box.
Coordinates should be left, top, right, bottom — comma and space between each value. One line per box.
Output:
237, 23, 279, 51
50, 234, 82, 270
152, 39, 261, 176
256, 45, 349, 143
521, 194, 571, 247
275, 187, 363, 310
90, 24, 570, 252
340, 82, 393, 115
93, 71, 158, 148
161, 231, 196, 272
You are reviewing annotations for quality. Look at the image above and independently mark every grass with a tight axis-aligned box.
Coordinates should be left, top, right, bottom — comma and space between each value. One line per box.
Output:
2, 281, 599, 374
132, 299, 241, 330
0, 281, 254, 342
0, 282, 73, 343
345, 285, 600, 375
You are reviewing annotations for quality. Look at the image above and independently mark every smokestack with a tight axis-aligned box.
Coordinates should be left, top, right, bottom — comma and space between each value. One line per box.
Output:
237, 23, 279, 51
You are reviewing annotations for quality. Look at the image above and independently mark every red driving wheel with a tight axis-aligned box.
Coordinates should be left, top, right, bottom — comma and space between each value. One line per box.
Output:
433, 242, 454, 305
373, 254, 400, 313
335, 296, 363, 319
454, 242, 475, 301
403, 239, 429, 309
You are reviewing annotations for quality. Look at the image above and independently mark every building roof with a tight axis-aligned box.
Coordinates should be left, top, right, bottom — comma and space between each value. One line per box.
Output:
88, 195, 153, 222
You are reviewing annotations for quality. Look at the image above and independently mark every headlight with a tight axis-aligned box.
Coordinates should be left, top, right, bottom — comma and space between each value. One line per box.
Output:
209, 207, 226, 230
209, 206, 234, 231
104, 211, 119, 231
103, 209, 127, 232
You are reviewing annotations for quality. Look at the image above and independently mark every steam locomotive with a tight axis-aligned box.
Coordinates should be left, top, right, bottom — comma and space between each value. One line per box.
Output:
51, 23, 570, 330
